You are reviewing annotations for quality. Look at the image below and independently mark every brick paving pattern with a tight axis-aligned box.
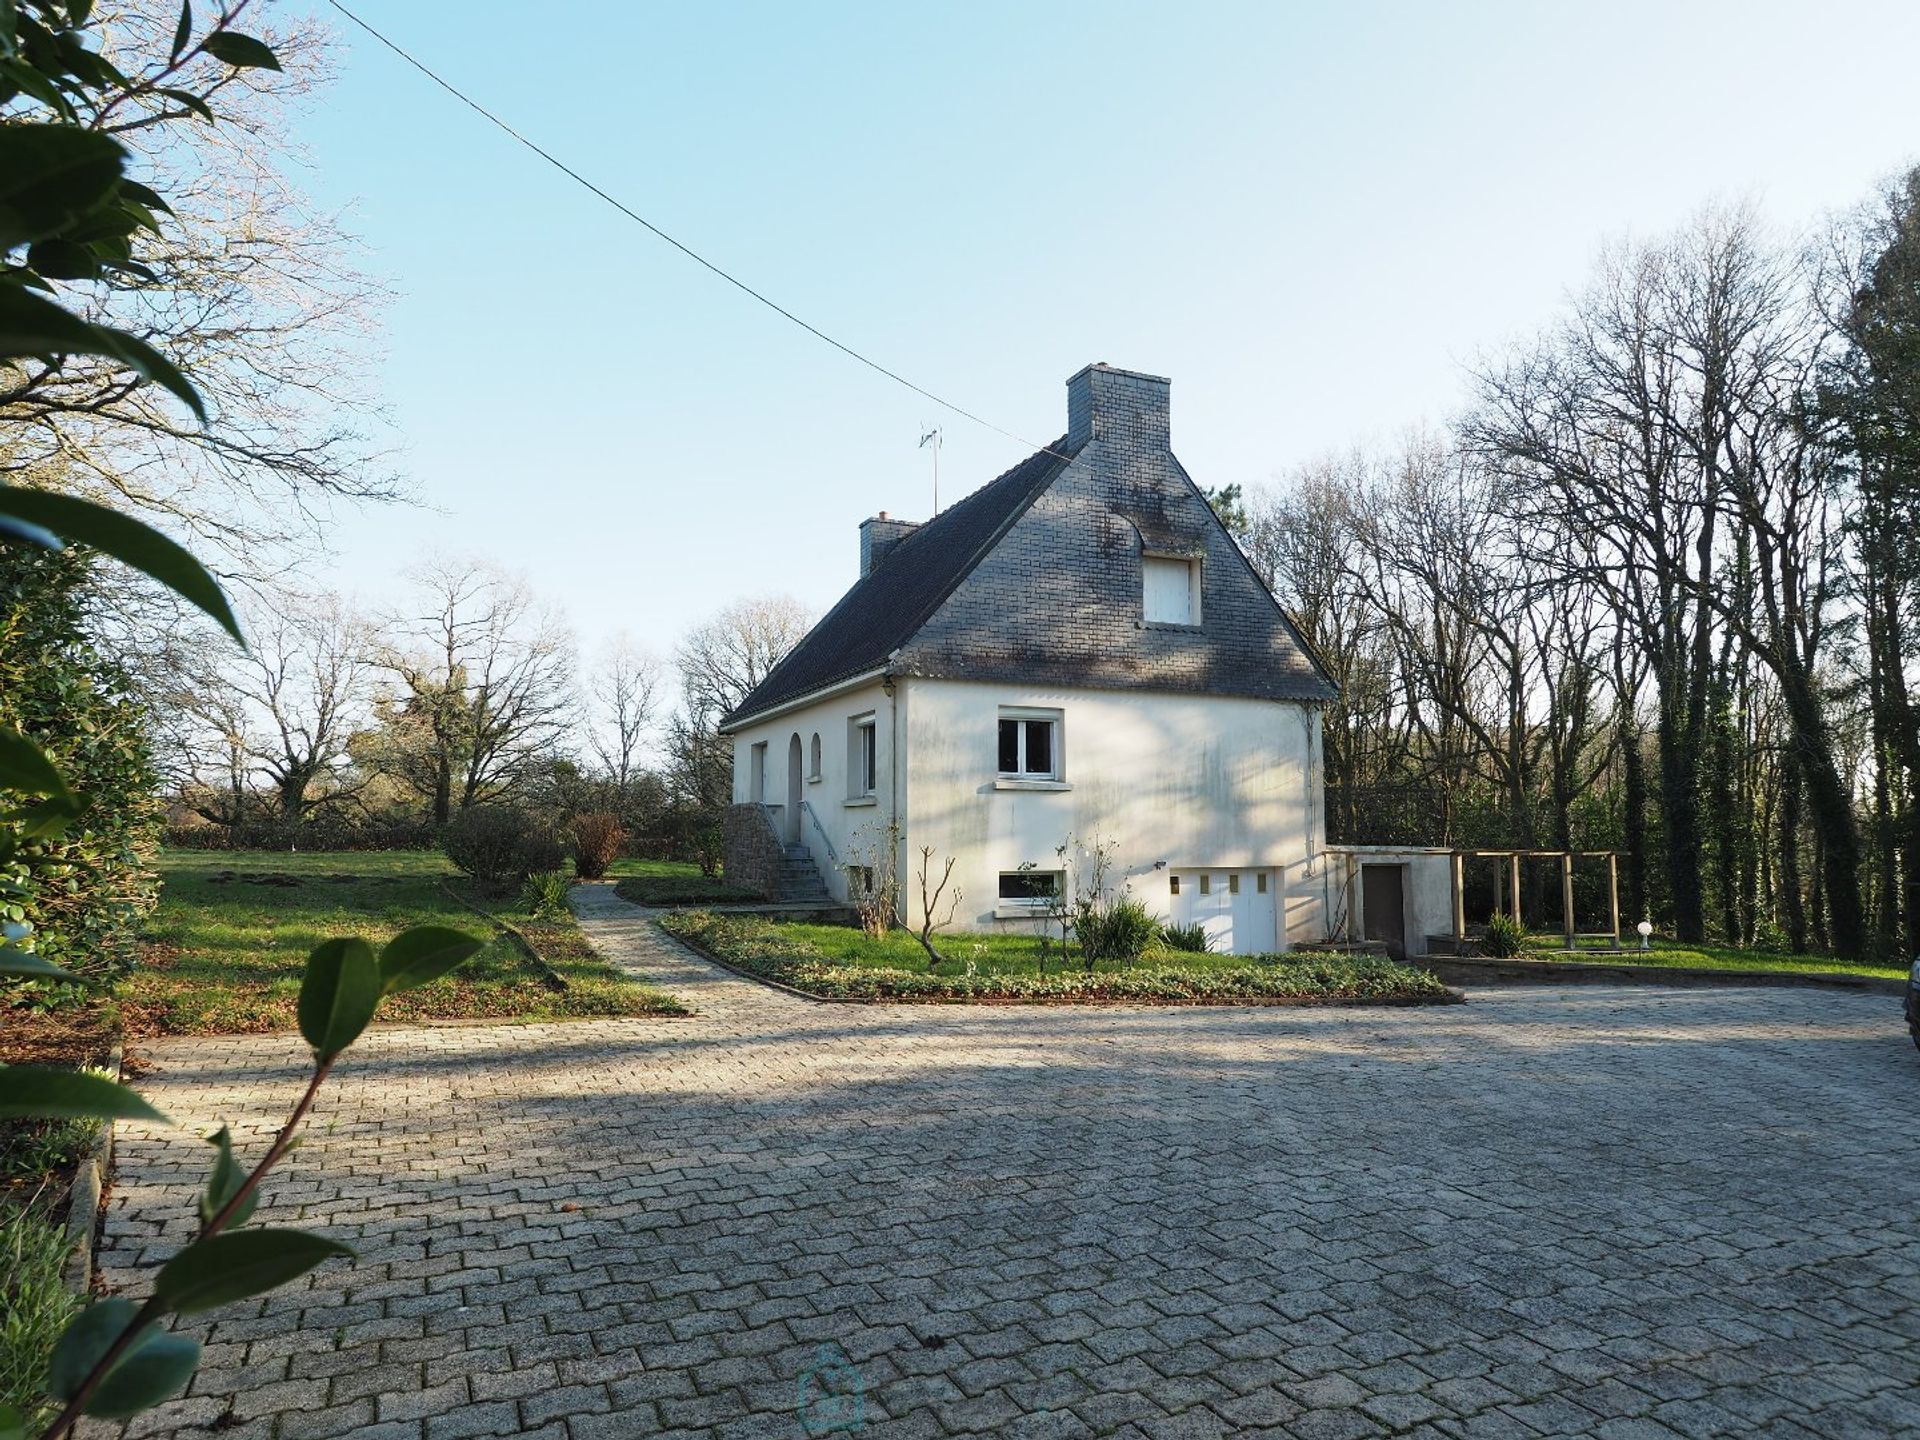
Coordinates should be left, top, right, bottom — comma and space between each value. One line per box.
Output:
88, 883, 1920, 1438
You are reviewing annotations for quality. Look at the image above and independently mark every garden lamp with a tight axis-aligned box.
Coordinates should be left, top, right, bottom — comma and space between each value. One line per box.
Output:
1636, 919, 1653, 951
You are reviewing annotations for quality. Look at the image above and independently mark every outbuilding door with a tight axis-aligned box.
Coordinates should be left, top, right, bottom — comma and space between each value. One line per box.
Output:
1361, 863, 1408, 958
1167, 869, 1277, 956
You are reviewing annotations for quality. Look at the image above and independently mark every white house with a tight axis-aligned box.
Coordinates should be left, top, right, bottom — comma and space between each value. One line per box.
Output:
721, 363, 1349, 956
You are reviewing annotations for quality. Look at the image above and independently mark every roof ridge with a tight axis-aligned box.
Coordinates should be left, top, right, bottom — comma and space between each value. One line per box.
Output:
723, 436, 1079, 728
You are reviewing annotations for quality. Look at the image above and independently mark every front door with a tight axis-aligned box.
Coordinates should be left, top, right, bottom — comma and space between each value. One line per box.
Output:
1361, 864, 1407, 958
784, 734, 803, 846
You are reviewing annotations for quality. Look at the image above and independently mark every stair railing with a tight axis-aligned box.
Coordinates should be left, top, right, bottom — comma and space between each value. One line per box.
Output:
798, 800, 842, 872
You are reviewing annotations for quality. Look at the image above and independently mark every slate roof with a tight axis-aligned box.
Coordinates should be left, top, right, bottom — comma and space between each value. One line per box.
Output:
724, 438, 1082, 727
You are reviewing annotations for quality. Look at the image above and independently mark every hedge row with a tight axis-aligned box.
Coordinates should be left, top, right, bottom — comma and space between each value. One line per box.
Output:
658, 911, 1459, 1005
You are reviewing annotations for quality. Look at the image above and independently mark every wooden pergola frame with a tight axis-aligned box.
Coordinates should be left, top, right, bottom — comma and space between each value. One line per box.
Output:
1450, 849, 1621, 952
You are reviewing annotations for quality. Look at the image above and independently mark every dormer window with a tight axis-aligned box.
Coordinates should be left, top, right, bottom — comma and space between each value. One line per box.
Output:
1143, 555, 1201, 627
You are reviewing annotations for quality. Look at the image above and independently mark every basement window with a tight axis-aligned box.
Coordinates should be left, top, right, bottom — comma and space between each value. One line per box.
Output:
1143, 555, 1201, 627
997, 708, 1062, 781
998, 871, 1062, 908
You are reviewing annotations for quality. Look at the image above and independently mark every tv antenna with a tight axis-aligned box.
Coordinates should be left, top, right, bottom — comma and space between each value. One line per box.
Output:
918, 425, 943, 513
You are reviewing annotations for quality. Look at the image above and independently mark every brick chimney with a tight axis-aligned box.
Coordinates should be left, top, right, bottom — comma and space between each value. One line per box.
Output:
1066, 362, 1171, 449
859, 511, 919, 575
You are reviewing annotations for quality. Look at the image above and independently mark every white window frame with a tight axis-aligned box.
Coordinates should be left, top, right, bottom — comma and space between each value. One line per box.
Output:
847, 713, 877, 803
995, 706, 1065, 788
1142, 553, 1202, 628
749, 741, 768, 803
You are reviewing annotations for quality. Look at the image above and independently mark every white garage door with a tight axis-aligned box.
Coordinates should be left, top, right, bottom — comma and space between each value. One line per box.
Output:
1166, 869, 1278, 956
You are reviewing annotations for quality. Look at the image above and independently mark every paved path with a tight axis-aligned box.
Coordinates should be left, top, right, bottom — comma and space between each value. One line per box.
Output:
90, 886, 1920, 1439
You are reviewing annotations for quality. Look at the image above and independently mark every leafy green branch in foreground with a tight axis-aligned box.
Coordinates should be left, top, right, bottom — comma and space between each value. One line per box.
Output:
0, 923, 484, 1439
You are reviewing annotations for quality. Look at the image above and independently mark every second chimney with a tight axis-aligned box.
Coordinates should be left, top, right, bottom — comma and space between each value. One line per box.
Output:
860, 512, 919, 575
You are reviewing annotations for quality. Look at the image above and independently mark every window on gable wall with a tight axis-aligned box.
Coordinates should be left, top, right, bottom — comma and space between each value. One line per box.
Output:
1143, 555, 1200, 626
997, 709, 1060, 780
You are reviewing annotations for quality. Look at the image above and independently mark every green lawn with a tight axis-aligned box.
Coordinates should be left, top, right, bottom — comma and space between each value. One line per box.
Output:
1519, 934, 1905, 981
661, 910, 1457, 1005
612, 858, 759, 906
122, 850, 684, 1034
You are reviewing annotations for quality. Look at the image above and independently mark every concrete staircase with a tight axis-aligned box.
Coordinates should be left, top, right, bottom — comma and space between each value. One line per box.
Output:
775, 843, 831, 904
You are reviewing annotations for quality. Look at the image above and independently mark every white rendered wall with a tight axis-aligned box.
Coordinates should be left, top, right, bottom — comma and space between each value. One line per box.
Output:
900, 678, 1326, 950
728, 678, 898, 902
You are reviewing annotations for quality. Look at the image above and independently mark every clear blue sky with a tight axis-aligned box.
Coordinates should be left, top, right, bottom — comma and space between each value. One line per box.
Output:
287, 0, 1920, 667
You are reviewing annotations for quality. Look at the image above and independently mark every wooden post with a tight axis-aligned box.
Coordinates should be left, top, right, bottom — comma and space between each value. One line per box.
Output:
1607, 852, 1620, 949
1509, 852, 1522, 924
1561, 851, 1575, 951
1451, 851, 1466, 949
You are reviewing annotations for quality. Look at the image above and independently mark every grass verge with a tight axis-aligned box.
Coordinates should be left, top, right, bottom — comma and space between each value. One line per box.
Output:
660, 910, 1459, 1005
613, 860, 760, 907
1519, 935, 1905, 981
0, 1190, 78, 1431
120, 850, 683, 1034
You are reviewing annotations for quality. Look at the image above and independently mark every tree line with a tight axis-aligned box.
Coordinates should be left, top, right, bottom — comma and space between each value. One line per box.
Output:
1232, 180, 1919, 962
162, 563, 812, 868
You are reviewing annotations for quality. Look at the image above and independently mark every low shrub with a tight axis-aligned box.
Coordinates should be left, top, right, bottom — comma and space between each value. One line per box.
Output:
1157, 921, 1210, 954
521, 870, 573, 921
1480, 912, 1527, 958
661, 910, 1458, 1005
442, 807, 564, 896
569, 812, 625, 880
1074, 895, 1160, 967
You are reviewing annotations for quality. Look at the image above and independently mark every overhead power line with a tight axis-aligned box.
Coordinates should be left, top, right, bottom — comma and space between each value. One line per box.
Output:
323, 0, 1059, 458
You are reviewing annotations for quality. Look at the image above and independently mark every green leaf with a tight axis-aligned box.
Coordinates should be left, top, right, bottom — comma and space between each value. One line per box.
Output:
198, 1124, 255, 1229
0, 512, 61, 548
47, 1299, 138, 1400
0, 788, 87, 839
297, 937, 380, 1057
0, 1065, 169, 1124
26, 237, 97, 279
153, 1230, 352, 1315
0, 283, 206, 421
200, 31, 278, 70
0, 488, 239, 642
379, 925, 485, 995
0, 126, 126, 251
47, 1299, 201, 1418
0, 942, 82, 983
0, 1401, 24, 1440
0, 726, 69, 796
69, 0, 96, 27
117, 178, 172, 216
155, 86, 214, 122
170, 0, 191, 60
86, 1331, 199, 1418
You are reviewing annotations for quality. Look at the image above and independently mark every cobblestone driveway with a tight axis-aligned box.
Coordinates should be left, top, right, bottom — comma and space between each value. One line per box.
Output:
93, 885, 1920, 1439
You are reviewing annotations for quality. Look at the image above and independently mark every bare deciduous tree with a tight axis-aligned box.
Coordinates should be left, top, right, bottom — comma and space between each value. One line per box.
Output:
588, 634, 664, 789
0, 3, 402, 579
368, 559, 577, 826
